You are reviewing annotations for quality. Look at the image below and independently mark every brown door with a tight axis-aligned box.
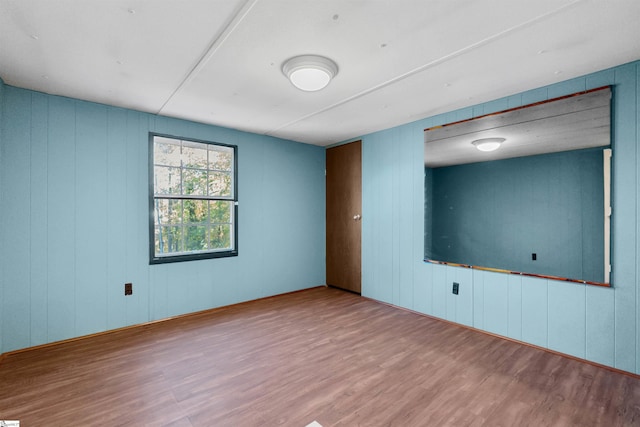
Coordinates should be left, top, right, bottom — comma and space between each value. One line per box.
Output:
326, 140, 362, 293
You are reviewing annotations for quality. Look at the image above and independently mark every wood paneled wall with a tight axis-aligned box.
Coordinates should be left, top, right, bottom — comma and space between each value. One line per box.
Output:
362, 61, 639, 374
0, 86, 326, 354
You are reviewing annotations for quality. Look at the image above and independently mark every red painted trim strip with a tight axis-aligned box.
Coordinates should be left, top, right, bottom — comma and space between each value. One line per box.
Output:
424, 259, 610, 287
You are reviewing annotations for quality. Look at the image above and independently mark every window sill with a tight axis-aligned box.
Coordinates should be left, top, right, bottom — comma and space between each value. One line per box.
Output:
423, 259, 611, 288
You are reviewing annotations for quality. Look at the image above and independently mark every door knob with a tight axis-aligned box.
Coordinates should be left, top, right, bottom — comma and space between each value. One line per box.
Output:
353, 214, 361, 221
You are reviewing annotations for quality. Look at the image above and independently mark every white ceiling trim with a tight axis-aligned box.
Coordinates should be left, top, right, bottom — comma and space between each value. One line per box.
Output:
157, 0, 259, 115
265, 0, 583, 139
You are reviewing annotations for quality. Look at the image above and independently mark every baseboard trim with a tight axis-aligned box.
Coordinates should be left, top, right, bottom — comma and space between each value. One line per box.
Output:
0, 285, 325, 364
362, 295, 640, 380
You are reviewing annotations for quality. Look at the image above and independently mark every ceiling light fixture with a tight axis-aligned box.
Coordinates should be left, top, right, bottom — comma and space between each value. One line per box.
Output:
472, 137, 505, 152
282, 55, 338, 92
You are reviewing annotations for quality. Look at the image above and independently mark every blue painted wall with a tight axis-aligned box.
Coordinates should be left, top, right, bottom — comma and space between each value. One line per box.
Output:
361, 61, 639, 374
2, 62, 639, 377
0, 84, 326, 354
428, 148, 605, 283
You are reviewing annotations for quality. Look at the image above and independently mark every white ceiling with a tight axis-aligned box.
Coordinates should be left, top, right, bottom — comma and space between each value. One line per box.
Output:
424, 87, 611, 168
0, 0, 639, 147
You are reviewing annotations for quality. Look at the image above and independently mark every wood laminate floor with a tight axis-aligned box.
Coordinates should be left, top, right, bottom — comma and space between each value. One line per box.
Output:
1, 286, 639, 426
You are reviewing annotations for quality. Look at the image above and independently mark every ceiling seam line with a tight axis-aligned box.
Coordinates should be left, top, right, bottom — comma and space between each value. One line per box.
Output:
265, 0, 584, 137
156, 0, 260, 115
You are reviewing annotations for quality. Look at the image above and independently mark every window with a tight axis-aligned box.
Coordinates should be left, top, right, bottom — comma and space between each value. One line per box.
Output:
149, 134, 237, 264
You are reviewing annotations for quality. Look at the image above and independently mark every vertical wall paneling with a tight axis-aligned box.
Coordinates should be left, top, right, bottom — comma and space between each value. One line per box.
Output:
455, 266, 473, 326
431, 263, 447, 319
75, 102, 109, 336
506, 93, 523, 109
371, 132, 385, 302
149, 263, 168, 322
131, 112, 150, 326
30, 92, 49, 346
414, 263, 432, 315
380, 131, 394, 304
259, 138, 325, 298
546, 77, 587, 99
1, 86, 326, 354
361, 135, 373, 299
613, 63, 637, 373
520, 277, 548, 348
586, 285, 615, 366
125, 109, 146, 324
1, 88, 31, 350
481, 98, 509, 116
398, 127, 414, 309
370, 131, 394, 304
391, 131, 401, 305
454, 106, 474, 123
445, 266, 457, 322
359, 61, 640, 374
364, 134, 377, 300
444, 264, 474, 325
165, 262, 193, 318
472, 105, 484, 119
412, 125, 429, 314
472, 269, 484, 329
106, 107, 127, 330
46, 95, 77, 343
586, 68, 616, 89
235, 133, 264, 305
254, 138, 289, 299
507, 275, 522, 341
109, 108, 128, 325
521, 87, 548, 106
360, 135, 372, 299
482, 271, 509, 337
363, 133, 381, 301
547, 281, 586, 359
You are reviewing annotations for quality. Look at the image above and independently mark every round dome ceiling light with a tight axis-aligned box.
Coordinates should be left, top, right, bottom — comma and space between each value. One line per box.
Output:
472, 137, 505, 152
282, 55, 338, 92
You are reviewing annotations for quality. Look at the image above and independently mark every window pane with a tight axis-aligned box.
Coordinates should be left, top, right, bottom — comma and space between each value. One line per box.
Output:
183, 199, 208, 224
154, 138, 181, 166
209, 147, 233, 171
209, 200, 232, 223
182, 141, 208, 169
209, 224, 231, 249
208, 171, 232, 197
156, 226, 183, 254
154, 166, 182, 195
184, 225, 207, 252
151, 134, 236, 262
154, 198, 183, 226
182, 168, 207, 196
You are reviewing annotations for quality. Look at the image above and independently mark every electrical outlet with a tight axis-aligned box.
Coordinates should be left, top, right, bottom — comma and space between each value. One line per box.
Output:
125, 283, 133, 296
532, 253, 537, 261
452, 282, 459, 295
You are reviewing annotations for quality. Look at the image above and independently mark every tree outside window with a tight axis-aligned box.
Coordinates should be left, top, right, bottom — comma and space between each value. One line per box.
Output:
150, 134, 237, 263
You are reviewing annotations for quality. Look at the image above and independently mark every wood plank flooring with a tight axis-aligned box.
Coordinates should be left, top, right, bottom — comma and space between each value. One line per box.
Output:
1, 286, 639, 426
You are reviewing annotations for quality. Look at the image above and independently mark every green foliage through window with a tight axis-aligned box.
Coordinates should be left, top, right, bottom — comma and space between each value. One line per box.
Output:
150, 134, 237, 263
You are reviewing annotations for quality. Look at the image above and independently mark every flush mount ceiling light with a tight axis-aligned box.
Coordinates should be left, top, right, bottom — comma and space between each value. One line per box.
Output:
282, 55, 338, 92
472, 137, 505, 152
